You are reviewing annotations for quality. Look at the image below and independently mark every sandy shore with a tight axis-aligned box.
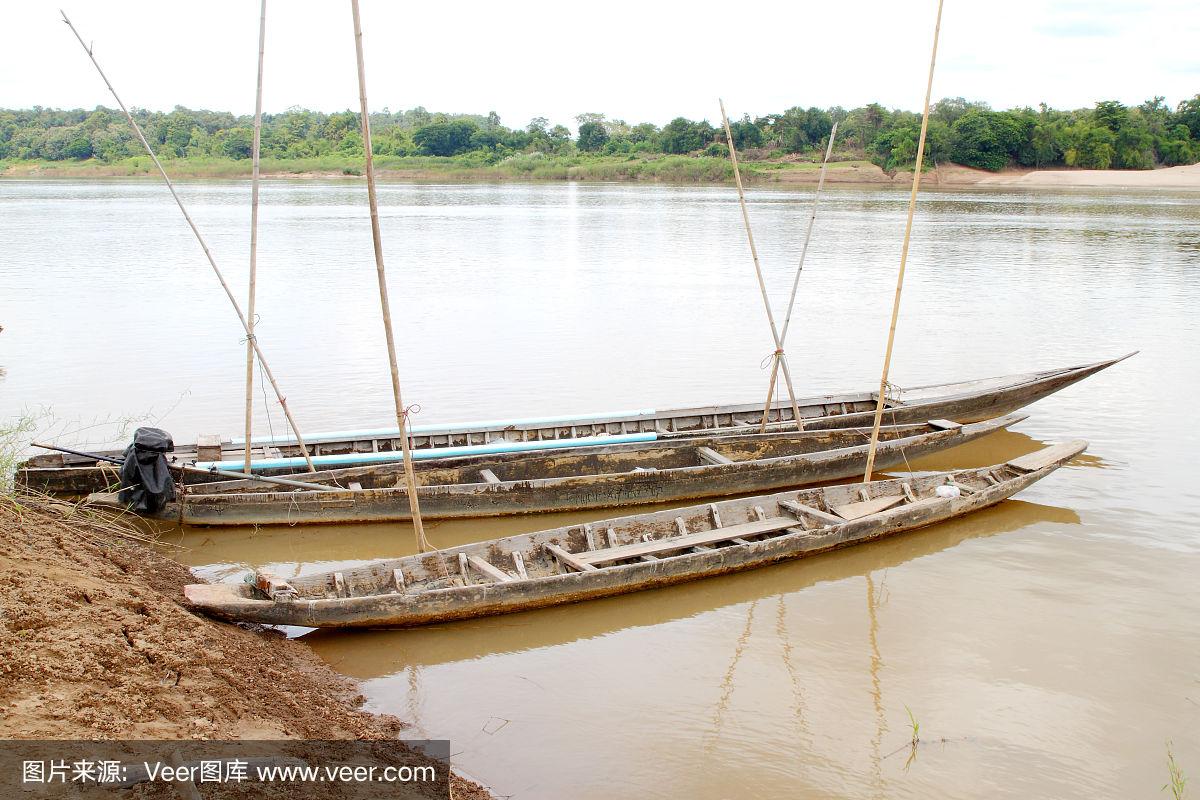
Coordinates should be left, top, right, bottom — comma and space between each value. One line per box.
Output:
930, 162, 1200, 189
0, 493, 493, 798
770, 161, 1200, 189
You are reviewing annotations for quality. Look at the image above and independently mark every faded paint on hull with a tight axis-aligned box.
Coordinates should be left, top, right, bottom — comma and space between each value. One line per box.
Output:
150, 416, 1018, 526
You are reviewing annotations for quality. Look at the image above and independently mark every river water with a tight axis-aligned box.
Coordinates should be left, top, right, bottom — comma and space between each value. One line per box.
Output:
1, 178, 1197, 798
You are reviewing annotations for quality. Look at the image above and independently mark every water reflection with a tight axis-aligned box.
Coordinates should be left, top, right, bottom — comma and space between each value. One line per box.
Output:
5, 179, 1198, 800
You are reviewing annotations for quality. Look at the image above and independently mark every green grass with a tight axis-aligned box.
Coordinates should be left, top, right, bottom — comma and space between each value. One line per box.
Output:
1, 152, 867, 184
1165, 741, 1188, 800
0, 413, 39, 495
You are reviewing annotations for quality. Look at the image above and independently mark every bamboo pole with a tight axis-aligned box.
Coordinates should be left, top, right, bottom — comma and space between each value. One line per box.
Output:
350, 0, 431, 552
862, 0, 945, 481
60, 10, 317, 474
718, 100, 804, 432
244, 0, 267, 474
758, 122, 839, 429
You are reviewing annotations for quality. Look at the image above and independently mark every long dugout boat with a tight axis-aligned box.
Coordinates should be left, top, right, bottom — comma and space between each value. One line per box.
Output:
88, 415, 1024, 526
20, 353, 1130, 495
183, 440, 1088, 628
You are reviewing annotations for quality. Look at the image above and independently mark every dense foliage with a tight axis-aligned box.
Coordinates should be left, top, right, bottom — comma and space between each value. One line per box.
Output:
2, 95, 1198, 171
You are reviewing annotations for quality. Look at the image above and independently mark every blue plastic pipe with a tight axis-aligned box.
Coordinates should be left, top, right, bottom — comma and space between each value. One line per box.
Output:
230, 408, 659, 447
198, 431, 658, 473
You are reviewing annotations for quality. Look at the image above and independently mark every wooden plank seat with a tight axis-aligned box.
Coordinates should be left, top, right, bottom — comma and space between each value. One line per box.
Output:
467, 555, 515, 583
778, 499, 843, 526
697, 446, 733, 466
828, 495, 906, 520
1007, 440, 1087, 473
571, 516, 802, 568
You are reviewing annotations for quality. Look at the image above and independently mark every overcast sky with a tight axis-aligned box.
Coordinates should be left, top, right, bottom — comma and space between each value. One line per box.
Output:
3, 0, 1197, 130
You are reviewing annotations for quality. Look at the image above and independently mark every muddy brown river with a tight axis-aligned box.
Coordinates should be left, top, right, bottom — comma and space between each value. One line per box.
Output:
2, 179, 1197, 798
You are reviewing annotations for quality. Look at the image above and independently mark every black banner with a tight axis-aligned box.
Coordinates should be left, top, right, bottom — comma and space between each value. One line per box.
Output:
0, 739, 451, 798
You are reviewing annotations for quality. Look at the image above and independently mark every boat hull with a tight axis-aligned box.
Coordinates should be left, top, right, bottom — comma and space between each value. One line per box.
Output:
20, 353, 1130, 496
122, 415, 1021, 526
184, 441, 1085, 628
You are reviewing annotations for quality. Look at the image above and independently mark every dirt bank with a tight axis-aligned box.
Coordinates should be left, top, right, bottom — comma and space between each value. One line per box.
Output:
929, 162, 1200, 189
0, 494, 491, 798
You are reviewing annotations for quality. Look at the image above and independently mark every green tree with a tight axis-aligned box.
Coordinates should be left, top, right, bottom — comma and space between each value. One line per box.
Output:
1093, 100, 1126, 132
577, 121, 609, 151
949, 110, 1014, 171
413, 120, 477, 156
219, 127, 253, 159
729, 115, 763, 150
1174, 94, 1200, 139
660, 117, 712, 154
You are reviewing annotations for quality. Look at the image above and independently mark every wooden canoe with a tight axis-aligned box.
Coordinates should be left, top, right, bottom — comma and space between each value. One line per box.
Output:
183, 440, 1088, 628
20, 353, 1131, 495
91, 415, 1024, 526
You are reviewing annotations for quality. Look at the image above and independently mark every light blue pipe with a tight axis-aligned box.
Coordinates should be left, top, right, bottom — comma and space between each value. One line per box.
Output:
231, 408, 658, 447
199, 431, 658, 472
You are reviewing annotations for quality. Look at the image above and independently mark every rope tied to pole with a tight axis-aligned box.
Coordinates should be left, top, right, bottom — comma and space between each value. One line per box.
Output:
718, 99, 805, 434
350, 0, 433, 558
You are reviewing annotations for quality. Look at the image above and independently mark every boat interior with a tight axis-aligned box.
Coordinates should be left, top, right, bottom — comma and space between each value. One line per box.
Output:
192, 422, 946, 495
259, 458, 1032, 602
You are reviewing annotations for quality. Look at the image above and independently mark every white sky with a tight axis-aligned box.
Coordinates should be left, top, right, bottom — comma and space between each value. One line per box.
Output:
2, 0, 1197, 130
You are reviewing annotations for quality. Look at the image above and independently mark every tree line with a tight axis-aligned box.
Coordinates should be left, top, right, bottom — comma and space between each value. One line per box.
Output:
3, 95, 1199, 171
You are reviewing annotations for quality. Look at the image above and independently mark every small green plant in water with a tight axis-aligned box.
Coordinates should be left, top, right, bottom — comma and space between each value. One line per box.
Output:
1165, 741, 1187, 800
905, 705, 920, 746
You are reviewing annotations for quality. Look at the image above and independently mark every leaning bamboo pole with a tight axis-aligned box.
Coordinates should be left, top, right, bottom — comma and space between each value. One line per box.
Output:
862, 0, 946, 481
718, 100, 804, 432
350, 0, 431, 553
244, 0, 267, 474
61, 10, 317, 473
758, 122, 839, 429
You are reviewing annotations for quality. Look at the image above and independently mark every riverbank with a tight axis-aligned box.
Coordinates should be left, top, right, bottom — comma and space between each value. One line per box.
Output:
0, 492, 492, 798
5, 154, 1200, 189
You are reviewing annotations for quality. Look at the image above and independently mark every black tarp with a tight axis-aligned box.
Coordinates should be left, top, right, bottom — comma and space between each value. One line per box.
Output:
117, 427, 176, 513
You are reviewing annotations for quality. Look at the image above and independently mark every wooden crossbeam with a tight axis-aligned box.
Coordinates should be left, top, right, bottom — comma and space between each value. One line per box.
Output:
479, 469, 501, 484
697, 446, 733, 466
545, 543, 598, 572
779, 499, 843, 526
467, 555, 514, 583
829, 495, 906, 520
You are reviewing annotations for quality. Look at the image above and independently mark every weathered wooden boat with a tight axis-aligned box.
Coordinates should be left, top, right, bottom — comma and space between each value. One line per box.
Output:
90, 415, 1024, 526
19, 353, 1131, 495
183, 440, 1087, 628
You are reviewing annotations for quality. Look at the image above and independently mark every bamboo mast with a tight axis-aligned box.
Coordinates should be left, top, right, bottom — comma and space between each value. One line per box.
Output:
718, 100, 804, 432
243, 0, 267, 474
862, 0, 945, 481
60, 10, 317, 473
350, 0, 431, 552
758, 122, 839, 429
